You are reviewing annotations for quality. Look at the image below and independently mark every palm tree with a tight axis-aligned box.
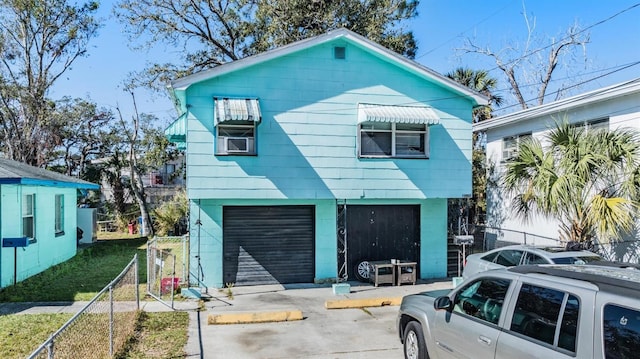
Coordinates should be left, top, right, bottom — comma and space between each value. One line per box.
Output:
445, 67, 503, 123
503, 121, 640, 245
446, 67, 502, 225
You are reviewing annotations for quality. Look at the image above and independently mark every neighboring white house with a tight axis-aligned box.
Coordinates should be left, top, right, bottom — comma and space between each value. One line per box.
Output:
473, 78, 640, 261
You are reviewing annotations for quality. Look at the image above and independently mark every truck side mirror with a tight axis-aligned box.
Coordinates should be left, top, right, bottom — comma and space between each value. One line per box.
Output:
434, 296, 452, 311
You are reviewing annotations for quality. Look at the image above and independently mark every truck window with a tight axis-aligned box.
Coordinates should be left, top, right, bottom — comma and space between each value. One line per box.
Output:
603, 304, 640, 359
509, 284, 579, 353
453, 278, 511, 325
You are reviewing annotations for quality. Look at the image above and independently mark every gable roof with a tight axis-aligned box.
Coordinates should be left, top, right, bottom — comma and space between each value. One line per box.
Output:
0, 158, 100, 189
170, 28, 488, 107
474, 78, 640, 132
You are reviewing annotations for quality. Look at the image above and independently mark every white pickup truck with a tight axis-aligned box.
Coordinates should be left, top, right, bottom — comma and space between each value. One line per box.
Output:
397, 263, 640, 359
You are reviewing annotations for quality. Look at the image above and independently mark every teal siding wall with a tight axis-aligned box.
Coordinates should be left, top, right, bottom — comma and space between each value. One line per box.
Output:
191, 197, 448, 288
181, 38, 475, 286
183, 40, 474, 201
0, 185, 78, 288
421, 198, 448, 278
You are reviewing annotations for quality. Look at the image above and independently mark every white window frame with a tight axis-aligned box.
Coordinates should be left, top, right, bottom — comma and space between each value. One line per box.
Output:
55, 194, 64, 235
359, 122, 429, 158
22, 193, 35, 239
571, 117, 609, 132
216, 122, 256, 155
502, 132, 531, 162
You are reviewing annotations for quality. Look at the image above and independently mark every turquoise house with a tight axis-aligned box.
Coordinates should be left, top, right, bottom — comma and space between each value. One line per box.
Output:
166, 29, 487, 287
0, 158, 99, 288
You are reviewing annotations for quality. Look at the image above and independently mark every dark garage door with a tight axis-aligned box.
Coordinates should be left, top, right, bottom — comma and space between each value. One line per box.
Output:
223, 206, 315, 286
345, 205, 420, 279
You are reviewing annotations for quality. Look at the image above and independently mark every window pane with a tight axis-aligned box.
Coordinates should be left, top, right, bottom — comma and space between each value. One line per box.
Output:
604, 304, 640, 359
558, 295, 579, 352
218, 125, 254, 137
360, 122, 392, 131
482, 251, 499, 262
453, 278, 511, 325
523, 252, 548, 265
396, 132, 425, 156
510, 284, 565, 345
495, 250, 524, 266
396, 123, 425, 131
22, 194, 33, 216
23, 217, 34, 238
55, 195, 64, 233
361, 131, 391, 156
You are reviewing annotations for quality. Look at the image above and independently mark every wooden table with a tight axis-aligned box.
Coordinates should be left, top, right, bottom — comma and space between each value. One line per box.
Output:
369, 260, 396, 287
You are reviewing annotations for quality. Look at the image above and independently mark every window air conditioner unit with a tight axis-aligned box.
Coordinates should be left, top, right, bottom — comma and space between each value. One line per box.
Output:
225, 137, 250, 153
503, 148, 518, 160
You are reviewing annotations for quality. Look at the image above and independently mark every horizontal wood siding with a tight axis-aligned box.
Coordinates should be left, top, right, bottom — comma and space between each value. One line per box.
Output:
0, 185, 78, 288
185, 39, 474, 200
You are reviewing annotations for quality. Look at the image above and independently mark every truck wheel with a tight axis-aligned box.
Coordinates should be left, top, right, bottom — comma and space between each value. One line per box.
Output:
404, 321, 429, 359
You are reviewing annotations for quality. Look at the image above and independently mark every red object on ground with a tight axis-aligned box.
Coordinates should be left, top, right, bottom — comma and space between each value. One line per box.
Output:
161, 277, 180, 294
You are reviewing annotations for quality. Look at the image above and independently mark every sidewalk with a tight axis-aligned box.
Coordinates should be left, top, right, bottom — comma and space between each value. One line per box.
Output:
0, 299, 199, 315
0, 279, 454, 358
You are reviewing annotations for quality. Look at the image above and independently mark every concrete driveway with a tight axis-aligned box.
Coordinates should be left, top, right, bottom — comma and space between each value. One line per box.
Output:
185, 280, 453, 358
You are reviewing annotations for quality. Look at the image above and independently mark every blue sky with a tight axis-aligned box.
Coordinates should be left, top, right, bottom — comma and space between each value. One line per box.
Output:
51, 0, 640, 125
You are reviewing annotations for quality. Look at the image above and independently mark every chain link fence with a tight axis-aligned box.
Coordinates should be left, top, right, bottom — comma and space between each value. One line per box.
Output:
28, 254, 140, 359
147, 236, 189, 307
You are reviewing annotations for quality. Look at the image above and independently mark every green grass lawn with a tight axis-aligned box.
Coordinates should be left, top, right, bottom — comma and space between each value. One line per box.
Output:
0, 237, 191, 358
0, 238, 148, 302
0, 313, 72, 358
116, 311, 190, 359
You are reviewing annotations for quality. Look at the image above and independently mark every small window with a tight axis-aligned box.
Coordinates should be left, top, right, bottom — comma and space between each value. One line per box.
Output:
571, 118, 609, 132
509, 284, 579, 353
603, 304, 640, 358
494, 250, 524, 266
453, 277, 511, 325
22, 194, 35, 239
359, 122, 428, 158
55, 194, 64, 235
523, 252, 548, 265
502, 133, 531, 162
481, 251, 500, 262
216, 121, 256, 155
334, 46, 346, 59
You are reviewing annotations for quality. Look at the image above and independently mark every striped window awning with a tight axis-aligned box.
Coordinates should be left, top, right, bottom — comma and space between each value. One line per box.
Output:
165, 112, 187, 147
215, 98, 262, 125
358, 103, 440, 125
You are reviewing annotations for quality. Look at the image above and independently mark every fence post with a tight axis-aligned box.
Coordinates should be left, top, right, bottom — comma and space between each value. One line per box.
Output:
146, 242, 150, 294
135, 253, 140, 310
47, 335, 54, 359
171, 258, 176, 308
109, 284, 114, 357
182, 235, 187, 287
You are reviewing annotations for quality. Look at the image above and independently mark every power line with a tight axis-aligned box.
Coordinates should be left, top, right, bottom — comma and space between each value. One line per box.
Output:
416, 1, 515, 59
481, 2, 640, 74
494, 61, 640, 114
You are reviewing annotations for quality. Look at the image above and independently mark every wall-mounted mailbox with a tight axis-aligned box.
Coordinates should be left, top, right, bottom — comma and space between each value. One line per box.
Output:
453, 235, 474, 245
3, 237, 29, 248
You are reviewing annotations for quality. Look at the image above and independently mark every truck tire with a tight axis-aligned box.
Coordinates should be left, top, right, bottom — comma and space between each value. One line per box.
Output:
403, 321, 429, 359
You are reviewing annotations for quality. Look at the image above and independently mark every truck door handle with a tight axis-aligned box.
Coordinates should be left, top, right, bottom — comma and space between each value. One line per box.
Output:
478, 335, 491, 346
